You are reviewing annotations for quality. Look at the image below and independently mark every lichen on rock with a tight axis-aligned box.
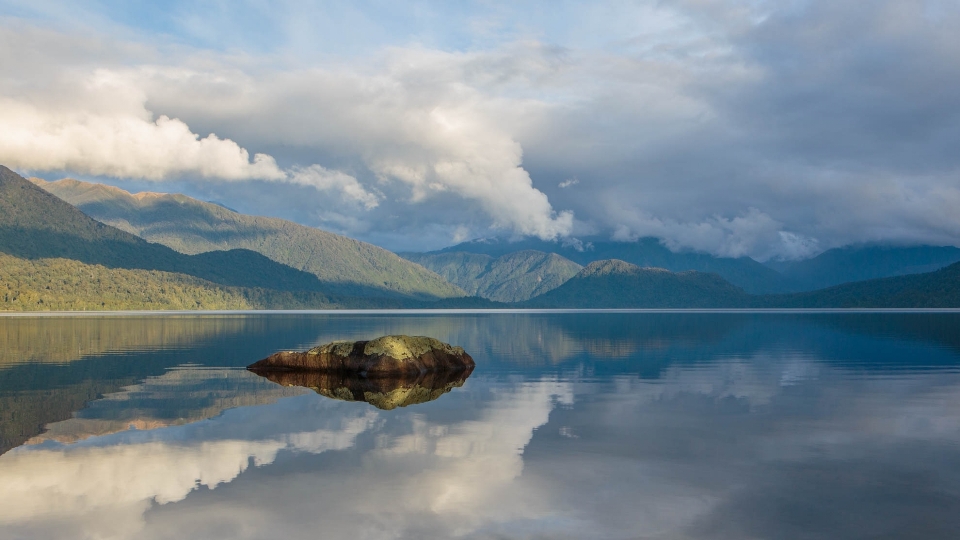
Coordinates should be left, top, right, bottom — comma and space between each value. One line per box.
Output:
247, 334, 475, 376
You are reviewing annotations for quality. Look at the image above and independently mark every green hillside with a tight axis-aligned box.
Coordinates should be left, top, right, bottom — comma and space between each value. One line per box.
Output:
401, 250, 582, 302
771, 244, 960, 290
33, 177, 464, 299
0, 253, 342, 310
520, 258, 960, 308
1, 166, 332, 293
761, 261, 960, 308
524, 260, 750, 308
433, 237, 793, 294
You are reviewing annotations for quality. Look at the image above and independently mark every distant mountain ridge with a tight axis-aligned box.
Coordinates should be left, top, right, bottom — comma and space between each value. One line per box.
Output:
401, 250, 582, 302
762, 261, 960, 308
523, 258, 960, 308
525, 260, 750, 308
432, 237, 793, 294
772, 245, 960, 290
435, 236, 960, 295
31, 177, 464, 300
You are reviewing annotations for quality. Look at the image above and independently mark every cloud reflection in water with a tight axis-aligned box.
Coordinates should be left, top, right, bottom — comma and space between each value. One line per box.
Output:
1, 313, 960, 539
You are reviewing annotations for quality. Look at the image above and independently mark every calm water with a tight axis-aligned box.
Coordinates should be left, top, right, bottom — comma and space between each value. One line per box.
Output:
2, 311, 960, 539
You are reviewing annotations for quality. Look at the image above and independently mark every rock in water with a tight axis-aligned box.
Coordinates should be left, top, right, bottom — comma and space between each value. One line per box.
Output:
247, 335, 475, 376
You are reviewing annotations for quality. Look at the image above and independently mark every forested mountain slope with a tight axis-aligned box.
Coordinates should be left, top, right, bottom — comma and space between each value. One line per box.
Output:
401, 250, 581, 302
32, 177, 464, 299
519, 258, 960, 309
771, 245, 960, 290
761, 261, 960, 308
524, 260, 750, 308
1, 167, 325, 293
433, 237, 793, 294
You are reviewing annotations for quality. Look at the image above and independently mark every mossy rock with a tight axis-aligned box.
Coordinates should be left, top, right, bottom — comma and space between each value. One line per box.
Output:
247, 335, 475, 376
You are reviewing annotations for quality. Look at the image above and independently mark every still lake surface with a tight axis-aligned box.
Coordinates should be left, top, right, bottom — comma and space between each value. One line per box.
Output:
1, 311, 960, 539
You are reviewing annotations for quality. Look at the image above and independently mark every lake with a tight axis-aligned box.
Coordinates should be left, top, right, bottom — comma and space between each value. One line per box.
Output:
1, 311, 960, 539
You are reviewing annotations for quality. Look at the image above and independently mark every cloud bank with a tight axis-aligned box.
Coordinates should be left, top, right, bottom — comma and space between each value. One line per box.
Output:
1, 0, 959, 256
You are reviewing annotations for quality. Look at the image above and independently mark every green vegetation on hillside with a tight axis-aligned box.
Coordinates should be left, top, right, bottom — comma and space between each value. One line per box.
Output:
402, 250, 582, 302
760, 261, 960, 308
525, 260, 750, 308
433, 237, 793, 294
522, 258, 960, 309
0, 167, 336, 293
0, 253, 344, 310
6, 167, 959, 310
771, 245, 960, 291
34, 177, 464, 299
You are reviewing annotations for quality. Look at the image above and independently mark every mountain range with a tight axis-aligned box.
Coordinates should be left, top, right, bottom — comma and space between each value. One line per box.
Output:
433, 236, 960, 294
432, 237, 791, 294
522, 258, 960, 309
524, 260, 749, 308
3, 166, 959, 310
401, 250, 582, 302
1, 168, 326, 293
771, 244, 960, 290
31, 177, 463, 300
0, 167, 455, 310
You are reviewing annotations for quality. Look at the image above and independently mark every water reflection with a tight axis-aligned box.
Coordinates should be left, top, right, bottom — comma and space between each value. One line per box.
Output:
0, 312, 959, 539
28, 368, 307, 446
0, 316, 255, 367
253, 367, 474, 410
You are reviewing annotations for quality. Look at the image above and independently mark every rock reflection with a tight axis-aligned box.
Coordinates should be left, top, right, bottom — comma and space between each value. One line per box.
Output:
253, 367, 474, 410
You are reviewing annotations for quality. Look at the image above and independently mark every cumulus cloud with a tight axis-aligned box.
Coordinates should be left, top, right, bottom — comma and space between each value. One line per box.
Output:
0, 69, 380, 211
611, 207, 821, 261
0, 98, 286, 181
135, 47, 576, 240
1, 0, 959, 255
0, 37, 574, 241
288, 165, 380, 209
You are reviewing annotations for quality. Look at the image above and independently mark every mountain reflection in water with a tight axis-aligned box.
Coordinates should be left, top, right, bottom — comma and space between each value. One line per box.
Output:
252, 367, 474, 410
0, 312, 959, 539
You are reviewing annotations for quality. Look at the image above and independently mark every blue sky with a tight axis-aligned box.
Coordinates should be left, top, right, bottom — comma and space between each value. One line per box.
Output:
2, 0, 959, 257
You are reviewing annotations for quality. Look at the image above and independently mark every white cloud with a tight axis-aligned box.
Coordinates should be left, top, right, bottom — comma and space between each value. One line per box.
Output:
135, 47, 576, 240
289, 165, 380, 209
2, 1, 960, 255
0, 63, 380, 212
0, 98, 285, 181
611, 207, 821, 261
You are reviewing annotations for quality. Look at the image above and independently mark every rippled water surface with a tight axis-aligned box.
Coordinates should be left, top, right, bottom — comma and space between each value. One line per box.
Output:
2, 311, 960, 539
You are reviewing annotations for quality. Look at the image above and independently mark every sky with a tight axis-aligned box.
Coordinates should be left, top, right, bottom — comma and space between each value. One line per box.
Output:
1, 0, 958, 258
